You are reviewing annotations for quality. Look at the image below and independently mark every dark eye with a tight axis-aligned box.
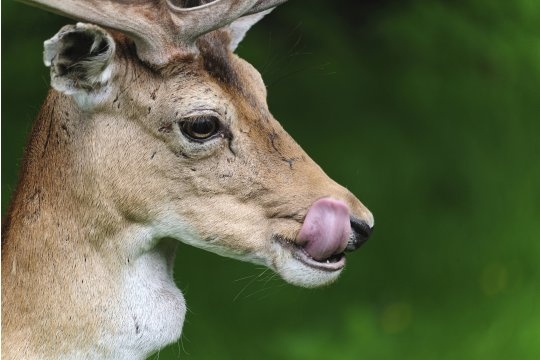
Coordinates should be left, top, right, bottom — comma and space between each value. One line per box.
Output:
179, 116, 220, 141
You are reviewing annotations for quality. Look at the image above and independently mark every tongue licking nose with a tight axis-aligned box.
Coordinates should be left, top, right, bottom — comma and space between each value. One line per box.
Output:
297, 198, 351, 261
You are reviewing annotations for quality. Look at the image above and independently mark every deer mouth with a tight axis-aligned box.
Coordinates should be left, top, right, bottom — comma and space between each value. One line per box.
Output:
292, 197, 351, 271
293, 246, 346, 271
274, 236, 346, 272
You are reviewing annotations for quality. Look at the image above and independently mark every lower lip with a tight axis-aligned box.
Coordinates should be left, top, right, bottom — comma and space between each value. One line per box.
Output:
292, 248, 346, 272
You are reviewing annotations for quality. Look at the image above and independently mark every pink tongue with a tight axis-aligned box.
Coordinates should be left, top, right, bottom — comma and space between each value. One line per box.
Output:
297, 198, 351, 261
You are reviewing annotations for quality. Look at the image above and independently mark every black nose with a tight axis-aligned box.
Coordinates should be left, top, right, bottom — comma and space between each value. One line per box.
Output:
346, 218, 373, 252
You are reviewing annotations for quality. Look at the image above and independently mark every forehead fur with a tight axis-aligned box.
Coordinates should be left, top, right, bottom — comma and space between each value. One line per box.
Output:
110, 26, 264, 118
111, 28, 239, 89
161, 29, 262, 107
114, 30, 239, 88
196, 30, 241, 89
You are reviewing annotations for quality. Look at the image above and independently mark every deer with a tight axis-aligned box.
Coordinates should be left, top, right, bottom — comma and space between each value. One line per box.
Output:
1, 0, 374, 359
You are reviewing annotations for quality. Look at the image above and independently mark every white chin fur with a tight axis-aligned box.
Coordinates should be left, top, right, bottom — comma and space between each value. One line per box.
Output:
270, 243, 343, 288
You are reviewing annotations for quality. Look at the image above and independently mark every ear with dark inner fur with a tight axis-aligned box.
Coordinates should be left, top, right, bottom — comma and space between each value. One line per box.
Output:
44, 23, 115, 98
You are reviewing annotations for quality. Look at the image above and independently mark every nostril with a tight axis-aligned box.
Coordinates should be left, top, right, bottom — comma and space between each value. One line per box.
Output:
346, 218, 373, 252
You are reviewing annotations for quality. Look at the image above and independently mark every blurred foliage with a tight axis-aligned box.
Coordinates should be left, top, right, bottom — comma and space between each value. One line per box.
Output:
2, 0, 540, 359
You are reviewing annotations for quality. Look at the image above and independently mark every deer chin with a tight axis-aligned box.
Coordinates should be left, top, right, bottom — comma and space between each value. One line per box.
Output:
270, 236, 346, 288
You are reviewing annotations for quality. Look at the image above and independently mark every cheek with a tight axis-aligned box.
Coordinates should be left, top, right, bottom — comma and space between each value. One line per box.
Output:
186, 196, 267, 238
164, 195, 271, 257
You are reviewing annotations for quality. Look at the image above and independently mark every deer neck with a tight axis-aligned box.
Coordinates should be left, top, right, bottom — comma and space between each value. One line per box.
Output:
2, 91, 185, 359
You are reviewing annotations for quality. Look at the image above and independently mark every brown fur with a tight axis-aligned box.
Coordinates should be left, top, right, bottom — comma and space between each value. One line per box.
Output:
2, 31, 372, 358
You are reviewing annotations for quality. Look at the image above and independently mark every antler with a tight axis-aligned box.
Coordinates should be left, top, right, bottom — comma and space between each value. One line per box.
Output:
19, 0, 288, 66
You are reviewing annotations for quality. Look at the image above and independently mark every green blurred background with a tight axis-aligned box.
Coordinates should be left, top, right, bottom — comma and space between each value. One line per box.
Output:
2, 0, 540, 359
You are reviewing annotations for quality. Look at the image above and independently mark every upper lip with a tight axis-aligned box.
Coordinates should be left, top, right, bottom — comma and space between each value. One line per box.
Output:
273, 235, 346, 272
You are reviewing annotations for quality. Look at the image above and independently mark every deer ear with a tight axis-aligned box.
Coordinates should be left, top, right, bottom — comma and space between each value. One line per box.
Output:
44, 23, 115, 98
228, 9, 273, 51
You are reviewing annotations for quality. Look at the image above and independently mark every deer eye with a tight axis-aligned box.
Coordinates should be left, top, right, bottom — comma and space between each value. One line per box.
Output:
179, 116, 220, 141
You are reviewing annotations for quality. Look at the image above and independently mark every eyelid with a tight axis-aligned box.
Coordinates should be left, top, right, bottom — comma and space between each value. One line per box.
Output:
181, 109, 221, 118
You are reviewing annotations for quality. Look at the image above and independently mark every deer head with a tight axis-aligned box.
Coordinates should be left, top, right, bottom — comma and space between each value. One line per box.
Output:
3, 0, 373, 357
10, 0, 373, 287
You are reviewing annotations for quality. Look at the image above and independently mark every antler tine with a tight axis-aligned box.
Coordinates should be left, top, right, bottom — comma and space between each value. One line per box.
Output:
19, 0, 289, 65
245, 0, 289, 15
166, 0, 258, 42
166, 0, 289, 41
